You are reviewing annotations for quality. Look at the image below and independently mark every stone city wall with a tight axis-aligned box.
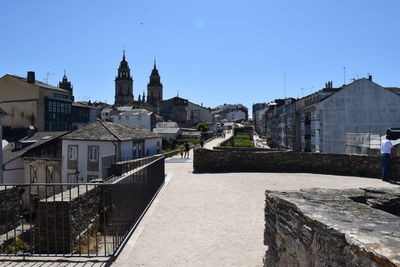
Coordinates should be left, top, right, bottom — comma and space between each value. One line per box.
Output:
193, 149, 400, 180
0, 186, 20, 235
35, 185, 100, 254
264, 188, 400, 266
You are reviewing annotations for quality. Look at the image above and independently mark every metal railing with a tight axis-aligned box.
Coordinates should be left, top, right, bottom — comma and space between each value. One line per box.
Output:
0, 156, 165, 257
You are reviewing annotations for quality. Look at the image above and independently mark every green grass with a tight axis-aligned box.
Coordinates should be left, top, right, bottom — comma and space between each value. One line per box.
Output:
187, 138, 200, 145
233, 133, 254, 147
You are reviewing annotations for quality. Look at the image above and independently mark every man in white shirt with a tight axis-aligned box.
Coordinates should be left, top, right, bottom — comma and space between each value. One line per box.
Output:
381, 133, 396, 181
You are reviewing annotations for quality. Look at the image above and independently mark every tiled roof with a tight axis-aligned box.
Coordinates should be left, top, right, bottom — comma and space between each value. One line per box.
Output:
72, 102, 96, 109
3, 131, 68, 164
62, 121, 159, 141
153, 128, 180, 134
118, 109, 153, 116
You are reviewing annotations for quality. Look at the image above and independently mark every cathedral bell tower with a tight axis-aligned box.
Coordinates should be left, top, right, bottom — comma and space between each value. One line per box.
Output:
115, 50, 134, 106
147, 59, 163, 107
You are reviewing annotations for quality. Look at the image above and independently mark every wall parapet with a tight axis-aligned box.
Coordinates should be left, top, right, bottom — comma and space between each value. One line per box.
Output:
193, 148, 400, 179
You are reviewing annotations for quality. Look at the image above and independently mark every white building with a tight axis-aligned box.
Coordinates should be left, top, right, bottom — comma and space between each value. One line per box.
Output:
316, 77, 400, 153
188, 102, 213, 125
212, 104, 248, 122
112, 109, 156, 130
101, 108, 118, 121
61, 121, 162, 183
226, 110, 246, 122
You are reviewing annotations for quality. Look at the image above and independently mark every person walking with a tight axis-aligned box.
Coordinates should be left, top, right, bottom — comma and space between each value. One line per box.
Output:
180, 145, 184, 158
184, 141, 190, 159
381, 133, 396, 181
200, 139, 204, 148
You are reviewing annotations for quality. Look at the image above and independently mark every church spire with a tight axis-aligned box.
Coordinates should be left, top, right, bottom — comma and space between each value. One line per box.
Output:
115, 51, 134, 106
58, 71, 74, 101
147, 59, 163, 107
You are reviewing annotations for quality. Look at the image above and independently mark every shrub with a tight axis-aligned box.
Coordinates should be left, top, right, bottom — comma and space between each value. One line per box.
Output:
233, 133, 254, 147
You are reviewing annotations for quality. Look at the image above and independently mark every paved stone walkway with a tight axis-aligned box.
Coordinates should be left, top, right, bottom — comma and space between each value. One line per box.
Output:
112, 136, 398, 267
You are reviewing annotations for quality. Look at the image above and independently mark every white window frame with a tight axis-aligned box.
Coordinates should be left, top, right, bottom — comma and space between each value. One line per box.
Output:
88, 146, 99, 162
68, 145, 78, 161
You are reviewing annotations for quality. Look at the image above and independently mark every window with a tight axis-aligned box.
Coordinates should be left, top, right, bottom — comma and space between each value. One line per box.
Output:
132, 142, 137, 158
68, 145, 78, 161
46, 166, 54, 183
88, 146, 99, 162
30, 165, 37, 183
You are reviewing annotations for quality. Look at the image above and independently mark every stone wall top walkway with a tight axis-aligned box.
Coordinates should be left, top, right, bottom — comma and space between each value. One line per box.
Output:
112, 136, 398, 267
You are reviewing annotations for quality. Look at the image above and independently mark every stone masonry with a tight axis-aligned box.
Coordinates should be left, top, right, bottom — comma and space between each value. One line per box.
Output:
193, 149, 400, 180
264, 187, 400, 266
35, 185, 100, 254
0, 186, 20, 235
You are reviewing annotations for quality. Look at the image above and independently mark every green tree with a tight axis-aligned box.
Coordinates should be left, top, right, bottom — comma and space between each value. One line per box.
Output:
197, 121, 209, 133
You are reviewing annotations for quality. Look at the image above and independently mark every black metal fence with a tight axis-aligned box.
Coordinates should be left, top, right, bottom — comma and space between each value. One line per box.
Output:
0, 156, 165, 257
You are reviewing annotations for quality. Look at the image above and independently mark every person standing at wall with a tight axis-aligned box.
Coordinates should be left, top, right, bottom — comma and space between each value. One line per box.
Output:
381, 133, 396, 181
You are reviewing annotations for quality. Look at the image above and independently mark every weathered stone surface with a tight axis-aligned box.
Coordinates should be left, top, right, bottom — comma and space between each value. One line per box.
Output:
264, 187, 400, 266
0, 186, 20, 235
194, 149, 400, 180
35, 185, 101, 254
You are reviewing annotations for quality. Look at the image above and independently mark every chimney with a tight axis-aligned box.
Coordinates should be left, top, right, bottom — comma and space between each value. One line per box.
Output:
27, 71, 35, 83
368, 75, 372, 81
27, 125, 36, 138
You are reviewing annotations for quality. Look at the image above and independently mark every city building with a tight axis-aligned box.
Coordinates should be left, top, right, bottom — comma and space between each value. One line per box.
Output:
252, 103, 268, 136
159, 97, 189, 127
159, 97, 212, 127
61, 121, 162, 182
188, 102, 213, 125
112, 108, 156, 130
0, 72, 73, 136
212, 104, 248, 123
276, 98, 297, 149
314, 77, 400, 153
2, 131, 67, 184
294, 81, 343, 152
265, 99, 285, 148
71, 102, 97, 130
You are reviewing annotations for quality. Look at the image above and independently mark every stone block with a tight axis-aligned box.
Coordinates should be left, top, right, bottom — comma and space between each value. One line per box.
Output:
264, 188, 400, 266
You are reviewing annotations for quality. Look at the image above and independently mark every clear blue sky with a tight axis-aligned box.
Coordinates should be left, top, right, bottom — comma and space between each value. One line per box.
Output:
1, 0, 400, 110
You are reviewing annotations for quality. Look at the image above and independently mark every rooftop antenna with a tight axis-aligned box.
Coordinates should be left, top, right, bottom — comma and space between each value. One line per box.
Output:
177, 90, 179, 97
283, 71, 286, 98
44, 72, 54, 84
343, 66, 346, 85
